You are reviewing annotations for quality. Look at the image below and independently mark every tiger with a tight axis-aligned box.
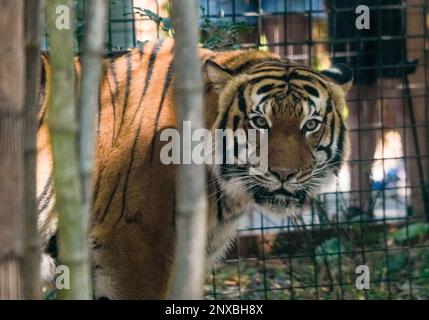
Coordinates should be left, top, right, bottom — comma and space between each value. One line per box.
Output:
37, 38, 353, 299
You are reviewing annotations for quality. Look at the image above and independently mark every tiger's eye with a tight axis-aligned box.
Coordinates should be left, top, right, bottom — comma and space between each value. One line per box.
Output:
304, 119, 320, 132
252, 116, 269, 129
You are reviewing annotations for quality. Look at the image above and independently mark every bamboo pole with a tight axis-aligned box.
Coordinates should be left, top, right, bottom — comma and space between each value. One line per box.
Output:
169, 0, 208, 299
78, 0, 107, 215
0, 0, 25, 300
46, 0, 91, 299
23, 0, 43, 300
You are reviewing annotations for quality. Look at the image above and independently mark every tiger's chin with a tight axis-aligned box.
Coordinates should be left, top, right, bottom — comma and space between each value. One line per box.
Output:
251, 187, 307, 216
218, 176, 309, 217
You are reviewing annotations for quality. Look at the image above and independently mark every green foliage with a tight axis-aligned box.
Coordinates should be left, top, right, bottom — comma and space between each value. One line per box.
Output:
132, 7, 253, 50
391, 223, 429, 244
43, 289, 57, 300
200, 18, 252, 50
386, 252, 408, 273
134, 7, 172, 33
206, 239, 429, 300
315, 237, 350, 265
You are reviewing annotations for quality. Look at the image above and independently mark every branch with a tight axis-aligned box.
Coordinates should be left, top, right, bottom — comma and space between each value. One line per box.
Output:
23, 0, 43, 300
169, 0, 208, 300
46, 0, 91, 300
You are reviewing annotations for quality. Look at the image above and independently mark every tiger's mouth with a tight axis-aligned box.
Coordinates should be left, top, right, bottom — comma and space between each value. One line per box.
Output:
250, 185, 307, 207
216, 164, 314, 212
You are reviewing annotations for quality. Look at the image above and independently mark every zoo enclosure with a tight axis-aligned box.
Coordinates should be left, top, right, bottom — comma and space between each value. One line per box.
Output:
76, 0, 429, 299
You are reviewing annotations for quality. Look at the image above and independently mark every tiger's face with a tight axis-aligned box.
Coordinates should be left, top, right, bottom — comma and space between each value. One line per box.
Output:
205, 55, 353, 215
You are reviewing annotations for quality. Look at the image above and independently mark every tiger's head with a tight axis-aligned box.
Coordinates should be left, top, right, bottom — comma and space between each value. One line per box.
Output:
204, 51, 353, 215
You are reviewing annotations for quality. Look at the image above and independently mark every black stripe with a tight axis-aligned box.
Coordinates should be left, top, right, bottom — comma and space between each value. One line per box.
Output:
316, 111, 336, 160
37, 107, 47, 130
332, 107, 346, 160
150, 62, 174, 161
37, 61, 47, 129
258, 93, 273, 105
250, 75, 285, 84
326, 97, 333, 113
331, 118, 345, 166
233, 135, 240, 158
117, 41, 156, 221
131, 40, 164, 125
237, 85, 247, 113
113, 53, 133, 145
233, 115, 241, 131
303, 85, 320, 98
45, 233, 58, 259
248, 68, 285, 76
257, 84, 275, 95
119, 98, 148, 224
138, 40, 148, 52
291, 67, 326, 79
218, 97, 235, 129
37, 174, 52, 204
98, 172, 121, 224
290, 72, 328, 90
233, 58, 283, 74
289, 73, 314, 83
222, 135, 228, 166
38, 184, 54, 214
143, 41, 163, 98
92, 164, 104, 205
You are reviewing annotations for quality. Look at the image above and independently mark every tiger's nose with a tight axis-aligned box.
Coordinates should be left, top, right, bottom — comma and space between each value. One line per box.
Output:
270, 167, 299, 182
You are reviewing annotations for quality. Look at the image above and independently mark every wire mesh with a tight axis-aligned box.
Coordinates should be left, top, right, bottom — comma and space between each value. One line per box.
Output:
199, 0, 429, 300
80, 0, 429, 300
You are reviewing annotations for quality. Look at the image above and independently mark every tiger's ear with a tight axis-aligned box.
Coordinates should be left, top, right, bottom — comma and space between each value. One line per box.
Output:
320, 63, 354, 94
203, 59, 233, 91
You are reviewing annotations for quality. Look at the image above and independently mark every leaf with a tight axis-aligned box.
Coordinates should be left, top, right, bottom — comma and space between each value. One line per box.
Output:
386, 253, 407, 273
392, 223, 429, 244
315, 238, 350, 265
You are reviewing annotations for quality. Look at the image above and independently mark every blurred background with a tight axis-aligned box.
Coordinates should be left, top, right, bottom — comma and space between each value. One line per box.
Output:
52, 0, 429, 299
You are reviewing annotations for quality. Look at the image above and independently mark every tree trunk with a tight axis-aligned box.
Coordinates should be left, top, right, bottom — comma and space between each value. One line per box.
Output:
169, 0, 208, 299
46, 0, 91, 300
23, 0, 43, 300
78, 0, 107, 221
0, 0, 26, 300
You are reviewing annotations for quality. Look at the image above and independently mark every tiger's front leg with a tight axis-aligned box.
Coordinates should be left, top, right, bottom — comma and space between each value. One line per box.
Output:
90, 146, 176, 299
91, 221, 175, 299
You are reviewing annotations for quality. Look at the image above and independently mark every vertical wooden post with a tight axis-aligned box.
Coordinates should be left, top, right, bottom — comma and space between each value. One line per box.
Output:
46, 0, 91, 299
78, 0, 107, 244
169, 0, 208, 299
0, 0, 26, 300
23, 0, 43, 300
